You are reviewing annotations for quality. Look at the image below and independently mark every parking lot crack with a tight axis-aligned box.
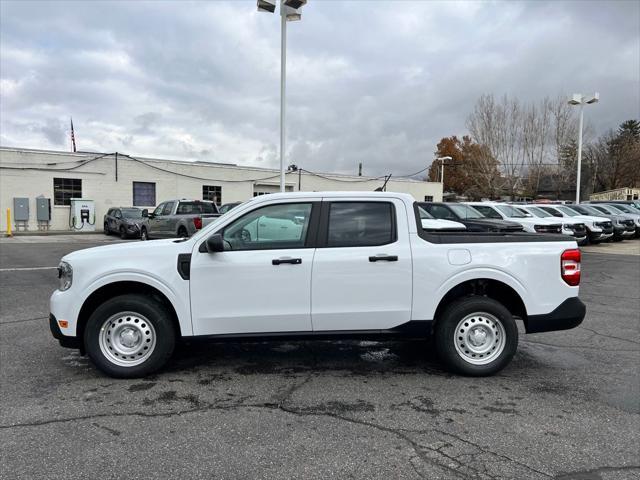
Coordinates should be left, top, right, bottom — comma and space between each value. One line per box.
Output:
578, 326, 640, 346
0, 316, 47, 326
433, 428, 553, 478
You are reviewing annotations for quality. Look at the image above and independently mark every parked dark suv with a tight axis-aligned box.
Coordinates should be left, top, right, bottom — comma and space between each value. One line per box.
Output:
104, 207, 149, 240
419, 202, 524, 232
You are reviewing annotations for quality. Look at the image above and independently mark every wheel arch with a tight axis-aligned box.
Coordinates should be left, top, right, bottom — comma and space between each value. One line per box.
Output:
433, 278, 529, 329
77, 281, 182, 346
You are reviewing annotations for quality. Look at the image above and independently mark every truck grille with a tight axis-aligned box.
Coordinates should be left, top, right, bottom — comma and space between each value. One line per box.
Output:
623, 219, 635, 229
535, 224, 562, 234
596, 221, 613, 233
569, 223, 586, 235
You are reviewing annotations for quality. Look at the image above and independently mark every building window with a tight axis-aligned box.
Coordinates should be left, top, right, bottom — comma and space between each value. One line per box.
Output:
53, 178, 82, 206
424, 195, 433, 202
203, 185, 222, 204
133, 182, 156, 206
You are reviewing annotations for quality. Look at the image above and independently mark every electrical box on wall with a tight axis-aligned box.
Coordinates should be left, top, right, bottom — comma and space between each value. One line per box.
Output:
69, 198, 96, 231
13, 198, 29, 221
36, 197, 51, 221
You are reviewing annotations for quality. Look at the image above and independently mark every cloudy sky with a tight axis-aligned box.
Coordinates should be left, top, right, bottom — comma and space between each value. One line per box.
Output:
1, 0, 638, 176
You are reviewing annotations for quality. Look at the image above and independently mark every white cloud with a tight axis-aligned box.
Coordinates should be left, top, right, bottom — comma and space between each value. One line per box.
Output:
0, 0, 638, 176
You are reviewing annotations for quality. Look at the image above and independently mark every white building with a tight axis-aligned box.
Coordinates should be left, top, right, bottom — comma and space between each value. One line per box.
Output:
0, 146, 442, 232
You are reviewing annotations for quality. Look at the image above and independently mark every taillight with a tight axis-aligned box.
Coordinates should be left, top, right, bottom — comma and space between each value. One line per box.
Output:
193, 217, 202, 230
561, 249, 581, 286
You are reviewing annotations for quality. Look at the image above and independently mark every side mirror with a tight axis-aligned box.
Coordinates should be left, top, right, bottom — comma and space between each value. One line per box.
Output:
142, 209, 149, 217
206, 233, 225, 253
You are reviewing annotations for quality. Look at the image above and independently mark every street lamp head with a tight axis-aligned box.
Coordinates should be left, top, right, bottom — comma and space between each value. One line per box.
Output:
282, 5, 302, 21
284, 0, 307, 8
585, 92, 599, 104
438, 156, 453, 161
257, 0, 276, 12
568, 93, 582, 106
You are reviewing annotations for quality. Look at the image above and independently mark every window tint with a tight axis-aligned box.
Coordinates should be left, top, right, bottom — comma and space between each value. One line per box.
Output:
162, 202, 175, 215
327, 202, 394, 248
122, 208, 143, 218
177, 201, 217, 214
53, 178, 82, 206
223, 203, 312, 251
473, 205, 502, 219
449, 204, 484, 219
133, 182, 156, 207
152, 203, 165, 216
428, 205, 457, 220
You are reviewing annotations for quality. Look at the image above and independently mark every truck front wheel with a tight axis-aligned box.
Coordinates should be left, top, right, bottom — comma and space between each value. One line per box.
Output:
84, 294, 176, 378
435, 296, 518, 376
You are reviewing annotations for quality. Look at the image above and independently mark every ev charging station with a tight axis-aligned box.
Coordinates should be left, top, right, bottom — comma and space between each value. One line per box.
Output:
69, 198, 96, 231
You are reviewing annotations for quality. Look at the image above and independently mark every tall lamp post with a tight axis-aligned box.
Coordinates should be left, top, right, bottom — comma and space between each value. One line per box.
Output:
568, 93, 599, 204
437, 156, 452, 184
257, 0, 308, 192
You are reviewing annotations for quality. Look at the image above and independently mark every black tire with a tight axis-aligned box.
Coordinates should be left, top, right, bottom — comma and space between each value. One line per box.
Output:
140, 227, 148, 241
119, 226, 127, 239
435, 296, 518, 376
104, 222, 110, 235
84, 294, 176, 378
178, 226, 188, 238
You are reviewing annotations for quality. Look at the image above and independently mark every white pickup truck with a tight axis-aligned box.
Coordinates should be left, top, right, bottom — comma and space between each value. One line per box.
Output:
50, 192, 585, 378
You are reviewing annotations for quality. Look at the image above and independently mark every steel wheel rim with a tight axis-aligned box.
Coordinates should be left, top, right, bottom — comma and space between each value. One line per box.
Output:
454, 312, 506, 365
98, 312, 156, 367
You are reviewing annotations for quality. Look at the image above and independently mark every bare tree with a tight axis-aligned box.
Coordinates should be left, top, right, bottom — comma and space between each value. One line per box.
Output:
467, 94, 525, 199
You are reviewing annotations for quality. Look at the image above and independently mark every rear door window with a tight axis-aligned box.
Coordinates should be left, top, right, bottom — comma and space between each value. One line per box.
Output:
326, 202, 395, 248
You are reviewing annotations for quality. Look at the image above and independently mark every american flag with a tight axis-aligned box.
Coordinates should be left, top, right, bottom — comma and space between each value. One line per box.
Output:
70, 117, 77, 152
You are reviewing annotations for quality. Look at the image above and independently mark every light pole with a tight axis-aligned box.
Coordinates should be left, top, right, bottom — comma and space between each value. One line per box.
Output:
437, 156, 452, 185
257, 0, 307, 192
568, 93, 599, 204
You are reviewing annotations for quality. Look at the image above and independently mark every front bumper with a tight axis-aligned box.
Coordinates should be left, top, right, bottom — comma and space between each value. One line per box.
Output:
588, 230, 613, 242
49, 314, 81, 349
525, 297, 586, 334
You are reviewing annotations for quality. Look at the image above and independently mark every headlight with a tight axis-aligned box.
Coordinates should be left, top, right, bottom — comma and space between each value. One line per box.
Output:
58, 261, 73, 291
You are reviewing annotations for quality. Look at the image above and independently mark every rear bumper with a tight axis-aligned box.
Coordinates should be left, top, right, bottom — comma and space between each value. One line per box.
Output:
49, 314, 81, 349
525, 297, 586, 334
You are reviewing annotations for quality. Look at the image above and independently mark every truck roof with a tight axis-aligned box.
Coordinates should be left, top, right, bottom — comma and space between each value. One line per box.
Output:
249, 191, 416, 203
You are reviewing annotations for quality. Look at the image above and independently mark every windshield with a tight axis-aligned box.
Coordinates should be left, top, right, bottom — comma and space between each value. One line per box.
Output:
449, 204, 484, 219
122, 208, 143, 218
608, 204, 632, 214
527, 207, 552, 218
418, 207, 434, 219
575, 205, 604, 216
557, 206, 579, 217
496, 205, 526, 218
592, 205, 615, 215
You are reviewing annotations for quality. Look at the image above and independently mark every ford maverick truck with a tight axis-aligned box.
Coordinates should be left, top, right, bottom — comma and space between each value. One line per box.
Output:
50, 192, 586, 378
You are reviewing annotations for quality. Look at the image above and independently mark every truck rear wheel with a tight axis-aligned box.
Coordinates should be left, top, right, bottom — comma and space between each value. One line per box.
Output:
435, 296, 518, 376
84, 294, 175, 378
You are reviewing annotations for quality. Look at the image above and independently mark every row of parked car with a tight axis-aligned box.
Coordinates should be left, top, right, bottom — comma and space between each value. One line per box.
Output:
419, 200, 640, 244
104, 196, 640, 245
103, 200, 243, 239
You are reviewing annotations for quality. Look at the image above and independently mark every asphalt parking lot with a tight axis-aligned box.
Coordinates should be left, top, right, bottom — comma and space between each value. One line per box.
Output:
0, 236, 638, 480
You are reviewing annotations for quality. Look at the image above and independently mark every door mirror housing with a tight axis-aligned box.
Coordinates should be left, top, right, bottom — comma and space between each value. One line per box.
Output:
142, 209, 149, 217
206, 233, 225, 253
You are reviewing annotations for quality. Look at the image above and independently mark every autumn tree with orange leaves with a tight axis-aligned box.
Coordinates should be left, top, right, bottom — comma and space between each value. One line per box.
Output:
427, 136, 502, 199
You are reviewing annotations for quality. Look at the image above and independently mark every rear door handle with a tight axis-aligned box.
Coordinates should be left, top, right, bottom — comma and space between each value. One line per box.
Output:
272, 257, 302, 265
369, 255, 398, 262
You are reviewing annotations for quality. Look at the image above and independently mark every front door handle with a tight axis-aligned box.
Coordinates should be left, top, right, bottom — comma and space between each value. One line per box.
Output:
369, 255, 398, 262
272, 257, 302, 265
